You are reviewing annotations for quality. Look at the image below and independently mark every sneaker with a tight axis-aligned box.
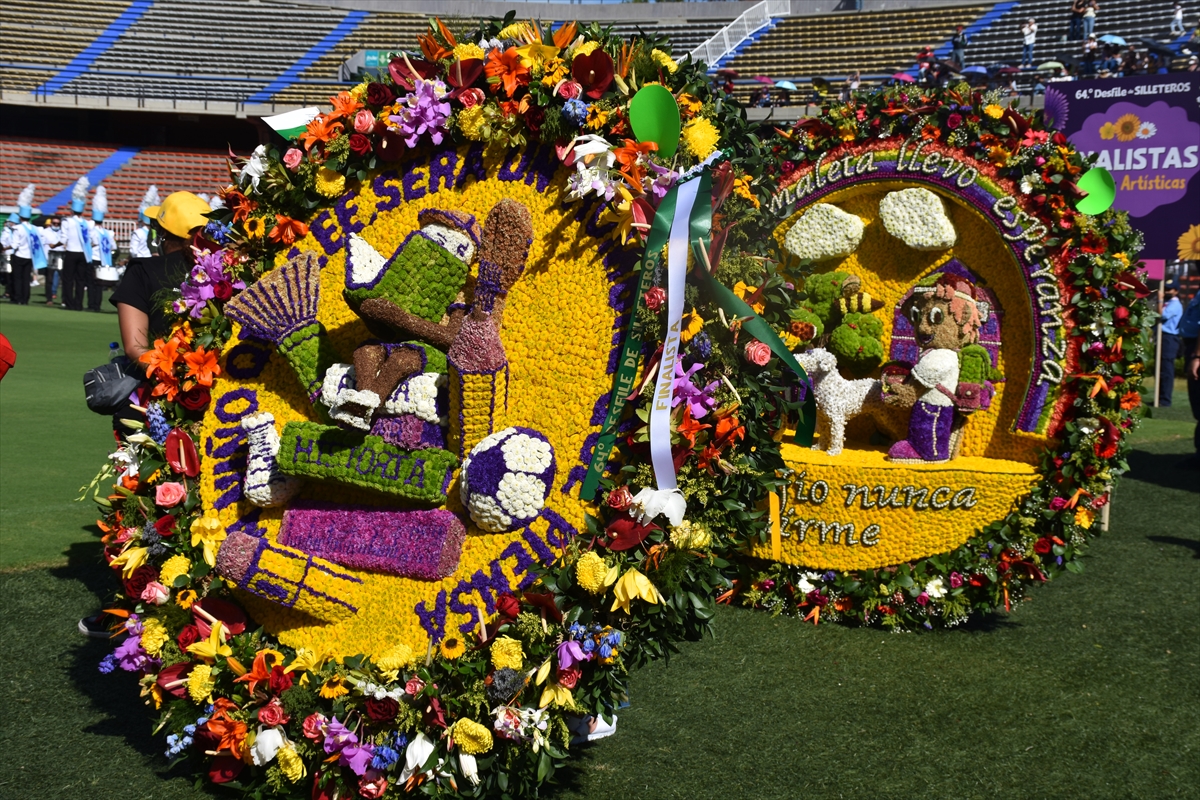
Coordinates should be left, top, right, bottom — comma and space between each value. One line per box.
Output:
78, 613, 114, 638
567, 714, 618, 745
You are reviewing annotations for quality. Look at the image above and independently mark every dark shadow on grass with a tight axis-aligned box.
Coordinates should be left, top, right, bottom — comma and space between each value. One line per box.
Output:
1123, 448, 1200, 494
958, 611, 1021, 633
1146, 535, 1200, 559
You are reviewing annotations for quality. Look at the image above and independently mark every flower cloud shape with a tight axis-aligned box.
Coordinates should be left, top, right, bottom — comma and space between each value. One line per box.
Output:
878, 187, 957, 251
783, 203, 865, 261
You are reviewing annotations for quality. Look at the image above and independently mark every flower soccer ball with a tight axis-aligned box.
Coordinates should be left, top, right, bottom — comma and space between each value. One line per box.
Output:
460, 427, 556, 532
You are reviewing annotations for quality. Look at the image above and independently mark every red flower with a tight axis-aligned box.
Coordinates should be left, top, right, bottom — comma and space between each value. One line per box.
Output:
165, 428, 199, 477
193, 597, 248, 637
123, 565, 158, 599
212, 280, 233, 301
1080, 231, 1107, 254
208, 755, 244, 784
156, 661, 193, 699
177, 623, 201, 651
968, 573, 990, 587
495, 593, 521, 621
572, 49, 614, 99
1113, 305, 1130, 324
605, 515, 660, 551
375, 129, 407, 163
268, 664, 293, 694
1034, 537, 1054, 555
606, 485, 633, 510
556, 666, 582, 689
258, 698, 290, 726
365, 82, 395, 107
153, 515, 177, 537
523, 104, 545, 133
947, 112, 963, 129
424, 695, 447, 729
178, 385, 211, 411
643, 286, 666, 311
348, 133, 372, 156
365, 696, 399, 723
1094, 416, 1120, 459
522, 591, 564, 623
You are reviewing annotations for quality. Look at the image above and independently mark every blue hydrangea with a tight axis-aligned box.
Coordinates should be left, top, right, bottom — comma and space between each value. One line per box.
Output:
204, 221, 233, 245
146, 403, 170, 445
371, 745, 400, 770
563, 98, 588, 127
98, 654, 116, 674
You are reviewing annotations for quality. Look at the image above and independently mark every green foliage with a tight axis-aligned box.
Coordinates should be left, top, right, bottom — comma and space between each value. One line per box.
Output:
828, 311, 885, 374
796, 270, 849, 329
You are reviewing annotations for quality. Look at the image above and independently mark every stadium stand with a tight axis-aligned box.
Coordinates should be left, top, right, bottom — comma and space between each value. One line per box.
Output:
0, 137, 228, 218
963, 0, 1200, 69
0, 0, 134, 92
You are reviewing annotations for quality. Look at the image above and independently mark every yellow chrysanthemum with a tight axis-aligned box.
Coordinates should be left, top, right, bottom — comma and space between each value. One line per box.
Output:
1075, 507, 1095, 529
453, 42, 485, 61
319, 674, 350, 699
650, 48, 678, 74
984, 103, 1004, 119
244, 216, 267, 239
1114, 113, 1140, 142
158, 554, 192, 588
349, 82, 367, 101
140, 617, 169, 657
733, 176, 759, 208
682, 117, 720, 159
1177, 224, 1200, 261
669, 520, 711, 550
277, 743, 306, 783
457, 107, 486, 141
376, 643, 416, 680
489, 635, 524, 671
315, 167, 346, 198
575, 551, 608, 594
187, 664, 215, 704
573, 40, 601, 58
439, 634, 466, 660
176, 588, 197, 609
453, 718, 494, 754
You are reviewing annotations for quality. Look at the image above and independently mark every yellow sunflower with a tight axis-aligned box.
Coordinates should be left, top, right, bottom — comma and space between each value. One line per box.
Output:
1098, 121, 1117, 140
1177, 224, 1200, 261
244, 216, 267, 238
439, 634, 466, 660
1114, 113, 1140, 142
318, 674, 350, 699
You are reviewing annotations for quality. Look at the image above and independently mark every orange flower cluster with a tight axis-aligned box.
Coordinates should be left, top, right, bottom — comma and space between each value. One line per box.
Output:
140, 325, 222, 401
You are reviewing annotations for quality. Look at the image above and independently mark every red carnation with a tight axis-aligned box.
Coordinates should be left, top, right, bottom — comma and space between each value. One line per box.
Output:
571, 50, 614, 100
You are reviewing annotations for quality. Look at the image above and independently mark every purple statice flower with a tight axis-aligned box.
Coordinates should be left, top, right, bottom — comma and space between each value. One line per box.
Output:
390, 79, 451, 148
672, 360, 719, 419
98, 654, 117, 674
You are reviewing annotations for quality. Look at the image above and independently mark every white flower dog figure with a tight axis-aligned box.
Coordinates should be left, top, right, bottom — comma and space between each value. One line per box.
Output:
794, 348, 881, 456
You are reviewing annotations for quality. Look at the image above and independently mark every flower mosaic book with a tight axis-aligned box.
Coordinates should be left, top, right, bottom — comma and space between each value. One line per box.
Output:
87, 15, 1151, 799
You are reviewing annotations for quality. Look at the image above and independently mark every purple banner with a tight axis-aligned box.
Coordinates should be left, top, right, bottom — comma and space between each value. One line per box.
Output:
1050, 75, 1200, 260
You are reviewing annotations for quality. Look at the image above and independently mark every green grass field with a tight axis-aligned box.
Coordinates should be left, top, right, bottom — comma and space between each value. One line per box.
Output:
1, 302, 1197, 799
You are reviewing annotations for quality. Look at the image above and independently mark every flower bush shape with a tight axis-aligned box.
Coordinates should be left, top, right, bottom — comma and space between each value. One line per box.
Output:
878, 187, 958, 250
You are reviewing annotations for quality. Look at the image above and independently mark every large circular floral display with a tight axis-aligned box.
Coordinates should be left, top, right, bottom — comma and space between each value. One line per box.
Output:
87, 18, 1151, 799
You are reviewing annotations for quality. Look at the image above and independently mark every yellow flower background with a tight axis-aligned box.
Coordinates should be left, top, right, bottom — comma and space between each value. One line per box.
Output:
199, 144, 619, 659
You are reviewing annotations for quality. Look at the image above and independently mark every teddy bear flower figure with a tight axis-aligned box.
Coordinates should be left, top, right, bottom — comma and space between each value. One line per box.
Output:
883, 274, 987, 463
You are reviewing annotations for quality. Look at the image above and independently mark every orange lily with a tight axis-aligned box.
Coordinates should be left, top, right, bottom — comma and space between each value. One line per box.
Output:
233, 649, 283, 694
184, 347, 221, 387
140, 337, 182, 379
485, 47, 530, 97
613, 138, 657, 189
150, 374, 181, 401
674, 404, 710, 450
325, 91, 363, 123
269, 215, 309, 245
299, 115, 344, 150
226, 189, 257, 223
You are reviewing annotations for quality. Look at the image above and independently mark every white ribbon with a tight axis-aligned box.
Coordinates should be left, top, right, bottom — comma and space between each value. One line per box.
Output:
648, 175, 704, 495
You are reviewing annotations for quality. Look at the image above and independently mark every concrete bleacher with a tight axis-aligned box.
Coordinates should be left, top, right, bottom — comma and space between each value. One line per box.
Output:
0, 0, 133, 91
963, 0, 1200, 68
0, 137, 228, 219
726, 3, 992, 95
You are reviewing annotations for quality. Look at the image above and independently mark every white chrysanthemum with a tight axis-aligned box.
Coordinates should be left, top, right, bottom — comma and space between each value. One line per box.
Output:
925, 577, 947, 599
468, 494, 512, 532
496, 472, 544, 520
783, 203, 865, 261
501, 433, 553, 473
878, 188, 957, 251
320, 363, 356, 408
384, 372, 445, 423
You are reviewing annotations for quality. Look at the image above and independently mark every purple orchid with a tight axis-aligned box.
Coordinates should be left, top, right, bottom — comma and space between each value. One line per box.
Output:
557, 639, 592, 670
340, 743, 376, 776
323, 715, 375, 776
672, 361, 719, 418
113, 636, 151, 672
390, 79, 451, 148
324, 715, 359, 753
644, 162, 677, 203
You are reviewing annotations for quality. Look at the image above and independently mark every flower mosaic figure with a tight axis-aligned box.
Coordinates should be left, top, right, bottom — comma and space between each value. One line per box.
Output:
883, 274, 996, 463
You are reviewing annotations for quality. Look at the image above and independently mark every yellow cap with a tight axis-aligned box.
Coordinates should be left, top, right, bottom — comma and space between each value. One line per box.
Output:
146, 191, 210, 238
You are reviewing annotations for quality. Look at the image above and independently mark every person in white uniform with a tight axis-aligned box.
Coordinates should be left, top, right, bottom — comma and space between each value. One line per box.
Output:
9, 185, 47, 306
90, 186, 120, 299
43, 216, 63, 304
61, 177, 93, 312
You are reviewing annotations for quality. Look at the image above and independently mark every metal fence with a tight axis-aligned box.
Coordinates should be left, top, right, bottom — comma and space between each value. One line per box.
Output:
689, 0, 792, 68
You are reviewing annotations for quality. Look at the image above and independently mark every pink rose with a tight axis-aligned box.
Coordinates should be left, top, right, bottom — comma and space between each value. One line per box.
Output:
916, 592, 930, 606
154, 481, 186, 508
643, 286, 666, 311
458, 88, 485, 108
744, 340, 771, 366
353, 109, 376, 134
949, 571, 964, 589
557, 80, 582, 100
258, 698, 289, 727
140, 581, 170, 605
302, 712, 327, 741
405, 676, 425, 696
282, 148, 303, 171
